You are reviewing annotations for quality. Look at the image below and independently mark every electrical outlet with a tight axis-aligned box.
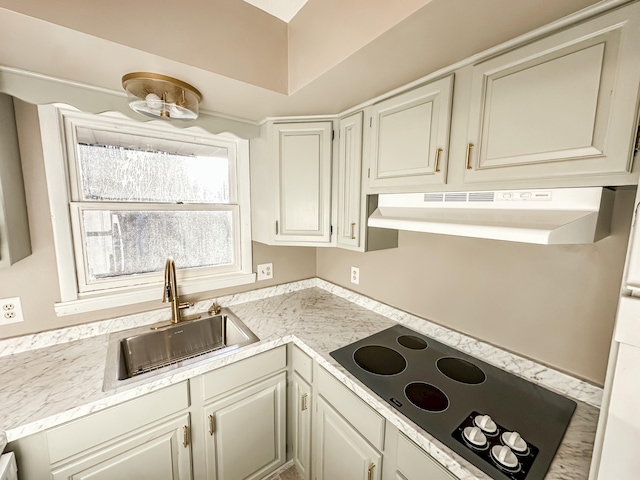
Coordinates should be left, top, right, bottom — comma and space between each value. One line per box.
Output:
0, 297, 23, 325
257, 263, 274, 281
351, 266, 360, 285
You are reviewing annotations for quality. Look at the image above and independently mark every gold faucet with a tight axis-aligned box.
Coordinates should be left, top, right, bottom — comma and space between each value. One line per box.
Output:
162, 257, 192, 324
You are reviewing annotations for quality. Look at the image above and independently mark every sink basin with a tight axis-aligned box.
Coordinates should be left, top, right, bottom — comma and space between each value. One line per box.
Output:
103, 308, 259, 391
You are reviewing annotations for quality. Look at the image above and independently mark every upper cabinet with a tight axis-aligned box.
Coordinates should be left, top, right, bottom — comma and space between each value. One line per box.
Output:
463, 2, 640, 185
336, 111, 398, 252
368, 75, 454, 192
336, 112, 364, 249
0, 94, 31, 268
251, 121, 334, 246
251, 2, 640, 247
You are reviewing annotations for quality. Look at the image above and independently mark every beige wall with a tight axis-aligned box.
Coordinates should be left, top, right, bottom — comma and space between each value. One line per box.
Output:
317, 189, 635, 386
0, 0, 289, 94
0, 101, 315, 339
288, 0, 432, 93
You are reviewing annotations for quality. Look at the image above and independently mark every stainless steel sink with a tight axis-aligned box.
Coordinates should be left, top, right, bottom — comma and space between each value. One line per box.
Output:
103, 308, 259, 391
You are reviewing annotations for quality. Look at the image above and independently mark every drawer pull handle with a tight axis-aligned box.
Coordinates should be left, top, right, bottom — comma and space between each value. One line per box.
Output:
301, 393, 308, 411
434, 148, 442, 173
350, 223, 356, 240
367, 462, 375, 480
466, 143, 474, 170
183, 425, 189, 448
208, 414, 215, 435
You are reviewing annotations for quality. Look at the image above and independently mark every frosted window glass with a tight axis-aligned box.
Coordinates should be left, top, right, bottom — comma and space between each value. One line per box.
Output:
82, 209, 234, 281
77, 144, 230, 203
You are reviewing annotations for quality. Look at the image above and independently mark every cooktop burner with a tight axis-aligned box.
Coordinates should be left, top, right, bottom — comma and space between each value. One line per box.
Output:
405, 382, 449, 412
437, 357, 486, 385
397, 334, 428, 349
353, 345, 407, 375
330, 325, 576, 480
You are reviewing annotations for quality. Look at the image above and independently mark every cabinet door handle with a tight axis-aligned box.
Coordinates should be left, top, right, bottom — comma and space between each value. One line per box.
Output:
367, 462, 375, 480
183, 425, 190, 448
350, 223, 356, 240
434, 148, 442, 173
208, 414, 215, 435
275, 220, 279, 235
301, 393, 308, 411
465, 143, 474, 170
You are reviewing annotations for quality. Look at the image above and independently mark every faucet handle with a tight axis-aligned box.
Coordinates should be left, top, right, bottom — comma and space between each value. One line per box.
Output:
208, 302, 221, 315
178, 302, 194, 310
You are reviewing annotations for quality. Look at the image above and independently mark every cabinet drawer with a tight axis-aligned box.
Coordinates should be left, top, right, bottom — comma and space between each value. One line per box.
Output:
292, 344, 313, 383
202, 346, 286, 400
46, 381, 189, 464
397, 434, 455, 480
317, 367, 385, 450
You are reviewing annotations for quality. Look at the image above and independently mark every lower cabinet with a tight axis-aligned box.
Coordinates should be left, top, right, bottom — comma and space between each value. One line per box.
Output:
395, 434, 456, 480
203, 372, 286, 480
314, 366, 385, 480
8, 344, 461, 480
9, 382, 193, 480
291, 372, 312, 480
314, 396, 382, 480
51, 414, 192, 480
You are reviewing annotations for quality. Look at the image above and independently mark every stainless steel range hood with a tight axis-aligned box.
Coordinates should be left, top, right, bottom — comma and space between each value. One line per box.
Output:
367, 187, 614, 245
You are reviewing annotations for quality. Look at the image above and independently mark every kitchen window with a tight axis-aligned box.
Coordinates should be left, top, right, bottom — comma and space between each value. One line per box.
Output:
39, 105, 254, 315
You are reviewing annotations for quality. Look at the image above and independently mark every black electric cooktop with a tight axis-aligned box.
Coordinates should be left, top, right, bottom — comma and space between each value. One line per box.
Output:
330, 325, 576, 480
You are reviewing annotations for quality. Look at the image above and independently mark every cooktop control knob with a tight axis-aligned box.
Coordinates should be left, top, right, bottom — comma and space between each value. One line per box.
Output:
463, 426, 488, 447
492, 445, 519, 469
474, 414, 497, 434
502, 431, 528, 453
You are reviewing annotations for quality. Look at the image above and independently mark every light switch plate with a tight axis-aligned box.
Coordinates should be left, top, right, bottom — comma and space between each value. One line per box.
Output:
257, 263, 273, 281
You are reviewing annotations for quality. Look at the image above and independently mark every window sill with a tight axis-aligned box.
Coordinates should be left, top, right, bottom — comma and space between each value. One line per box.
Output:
54, 272, 256, 316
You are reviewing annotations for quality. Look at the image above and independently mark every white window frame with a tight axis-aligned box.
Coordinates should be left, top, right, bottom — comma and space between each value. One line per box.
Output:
39, 104, 255, 316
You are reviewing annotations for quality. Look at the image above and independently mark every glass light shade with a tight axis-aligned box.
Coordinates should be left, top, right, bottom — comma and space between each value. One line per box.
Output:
122, 73, 202, 120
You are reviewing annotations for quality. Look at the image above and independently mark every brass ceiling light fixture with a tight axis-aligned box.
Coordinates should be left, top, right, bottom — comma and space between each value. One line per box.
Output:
121, 72, 202, 120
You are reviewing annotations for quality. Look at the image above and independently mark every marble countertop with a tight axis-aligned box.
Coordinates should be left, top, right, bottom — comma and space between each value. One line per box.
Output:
0, 279, 600, 479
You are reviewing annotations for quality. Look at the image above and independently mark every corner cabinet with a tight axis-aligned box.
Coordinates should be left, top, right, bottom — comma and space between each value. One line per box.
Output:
336, 111, 398, 252
463, 2, 640, 185
336, 112, 364, 249
290, 345, 313, 480
250, 121, 334, 246
368, 75, 454, 193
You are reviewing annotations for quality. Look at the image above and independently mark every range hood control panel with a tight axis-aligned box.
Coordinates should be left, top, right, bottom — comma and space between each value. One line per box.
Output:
495, 191, 552, 202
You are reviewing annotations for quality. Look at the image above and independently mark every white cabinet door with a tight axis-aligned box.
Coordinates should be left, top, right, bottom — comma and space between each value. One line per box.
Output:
337, 112, 364, 249
203, 372, 286, 480
368, 75, 453, 192
292, 372, 312, 480
463, 2, 640, 184
395, 434, 455, 480
273, 122, 333, 244
51, 414, 192, 480
314, 396, 382, 480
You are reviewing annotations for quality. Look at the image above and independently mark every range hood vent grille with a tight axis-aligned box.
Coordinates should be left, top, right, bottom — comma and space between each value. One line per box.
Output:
370, 187, 614, 245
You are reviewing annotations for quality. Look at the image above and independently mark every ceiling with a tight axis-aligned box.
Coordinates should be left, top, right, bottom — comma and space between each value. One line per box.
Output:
0, 0, 602, 122
243, 0, 309, 22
